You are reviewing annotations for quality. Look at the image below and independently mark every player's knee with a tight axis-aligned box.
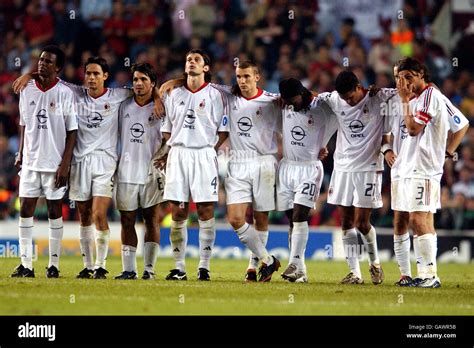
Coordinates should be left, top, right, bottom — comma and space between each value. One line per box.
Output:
341, 216, 355, 230
409, 216, 426, 234
93, 209, 108, 230
355, 221, 371, 234
47, 203, 62, 220
197, 205, 213, 220
228, 215, 245, 230
120, 214, 135, 229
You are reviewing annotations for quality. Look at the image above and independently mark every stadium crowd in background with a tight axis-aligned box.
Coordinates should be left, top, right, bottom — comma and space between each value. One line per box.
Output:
0, 0, 473, 230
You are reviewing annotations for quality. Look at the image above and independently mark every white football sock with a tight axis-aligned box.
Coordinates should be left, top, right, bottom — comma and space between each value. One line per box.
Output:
94, 229, 110, 269
121, 245, 137, 273
170, 220, 187, 272
413, 235, 426, 278
249, 230, 268, 269
198, 218, 215, 270
342, 228, 361, 278
144, 242, 160, 273
19, 217, 34, 269
79, 225, 94, 270
394, 233, 411, 277
290, 222, 308, 273
235, 223, 272, 265
358, 226, 380, 266
417, 233, 437, 278
48, 217, 63, 268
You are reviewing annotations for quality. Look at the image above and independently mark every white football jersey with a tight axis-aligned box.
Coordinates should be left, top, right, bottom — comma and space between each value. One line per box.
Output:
61, 81, 132, 162
19, 79, 78, 172
394, 86, 469, 181
161, 82, 229, 148
282, 95, 338, 162
117, 97, 162, 184
228, 88, 281, 159
391, 88, 469, 180
322, 88, 396, 172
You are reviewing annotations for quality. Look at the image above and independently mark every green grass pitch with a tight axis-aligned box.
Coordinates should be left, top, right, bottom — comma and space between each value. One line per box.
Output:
1, 256, 473, 315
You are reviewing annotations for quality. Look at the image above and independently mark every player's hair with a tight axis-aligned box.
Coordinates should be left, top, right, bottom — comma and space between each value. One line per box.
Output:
184, 49, 212, 82
231, 60, 260, 96
335, 70, 359, 95
41, 45, 66, 71
84, 56, 110, 75
131, 63, 157, 85
397, 57, 431, 82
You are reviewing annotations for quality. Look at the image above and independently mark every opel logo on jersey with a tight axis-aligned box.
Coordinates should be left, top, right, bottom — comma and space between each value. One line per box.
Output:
87, 112, 103, 128
36, 109, 48, 129
237, 117, 252, 137
400, 120, 408, 134
291, 126, 306, 141
131, 123, 145, 138
36, 109, 48, 124
237, 117, 253, 132
400, 120, 408, 139
184, 109, 196, 124
349, 120, 365, 137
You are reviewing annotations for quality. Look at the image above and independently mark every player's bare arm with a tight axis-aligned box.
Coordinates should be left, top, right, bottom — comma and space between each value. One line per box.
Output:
158, 78, 186, 97
154, 133, 171, 170
446, 123, 469, 158
214, 132, 228, 151
14, 126, 25, 171
381, 134, 396, 168
56, 130, 77, 188
12, 72, 40, 94
151, 86, 165, 118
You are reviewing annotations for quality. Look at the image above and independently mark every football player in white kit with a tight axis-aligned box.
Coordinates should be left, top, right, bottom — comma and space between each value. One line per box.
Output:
13, 57, 164, 279
225, 61, 282, 282
383, 63, 469, 287
277, 78, 337, 283
158, 60, 283, 282
156, 50, 229, 281
323, 71, 396, 285
394, 57, 469, 288
11, 45, 78, 278
114, 63, 164, 280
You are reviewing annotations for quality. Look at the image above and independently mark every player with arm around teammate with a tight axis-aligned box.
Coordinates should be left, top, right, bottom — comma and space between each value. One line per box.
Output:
114, 63, 164, 280
156, 49, 229, 281
11, 45, 77, 278
323, 71, 396, 285
277, 78, 337, 283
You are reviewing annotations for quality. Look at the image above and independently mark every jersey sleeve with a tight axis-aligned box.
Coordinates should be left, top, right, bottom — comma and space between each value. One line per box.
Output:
216, 89, 230, 132
161, 94, 173, 133
63, 89, 79, 131
445, 100, 469, 132
59, 79, 84, 97
19, 90, 27, 126
414, 87, 438, 125
112, 87, 133, 102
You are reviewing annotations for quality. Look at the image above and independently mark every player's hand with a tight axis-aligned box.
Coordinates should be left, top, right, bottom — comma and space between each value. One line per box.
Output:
396, 76, 413, 101
384, 150, 396, 168
368, 84, 380, 97
158, 78, 185, 97
12, 73, 34, 94
55, 163, 69, 188
274, 96, 285, 109
318, 147, 329, 160
152, 97, 165, 119
14, 153, 22, 172
154, 154, 168, 171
